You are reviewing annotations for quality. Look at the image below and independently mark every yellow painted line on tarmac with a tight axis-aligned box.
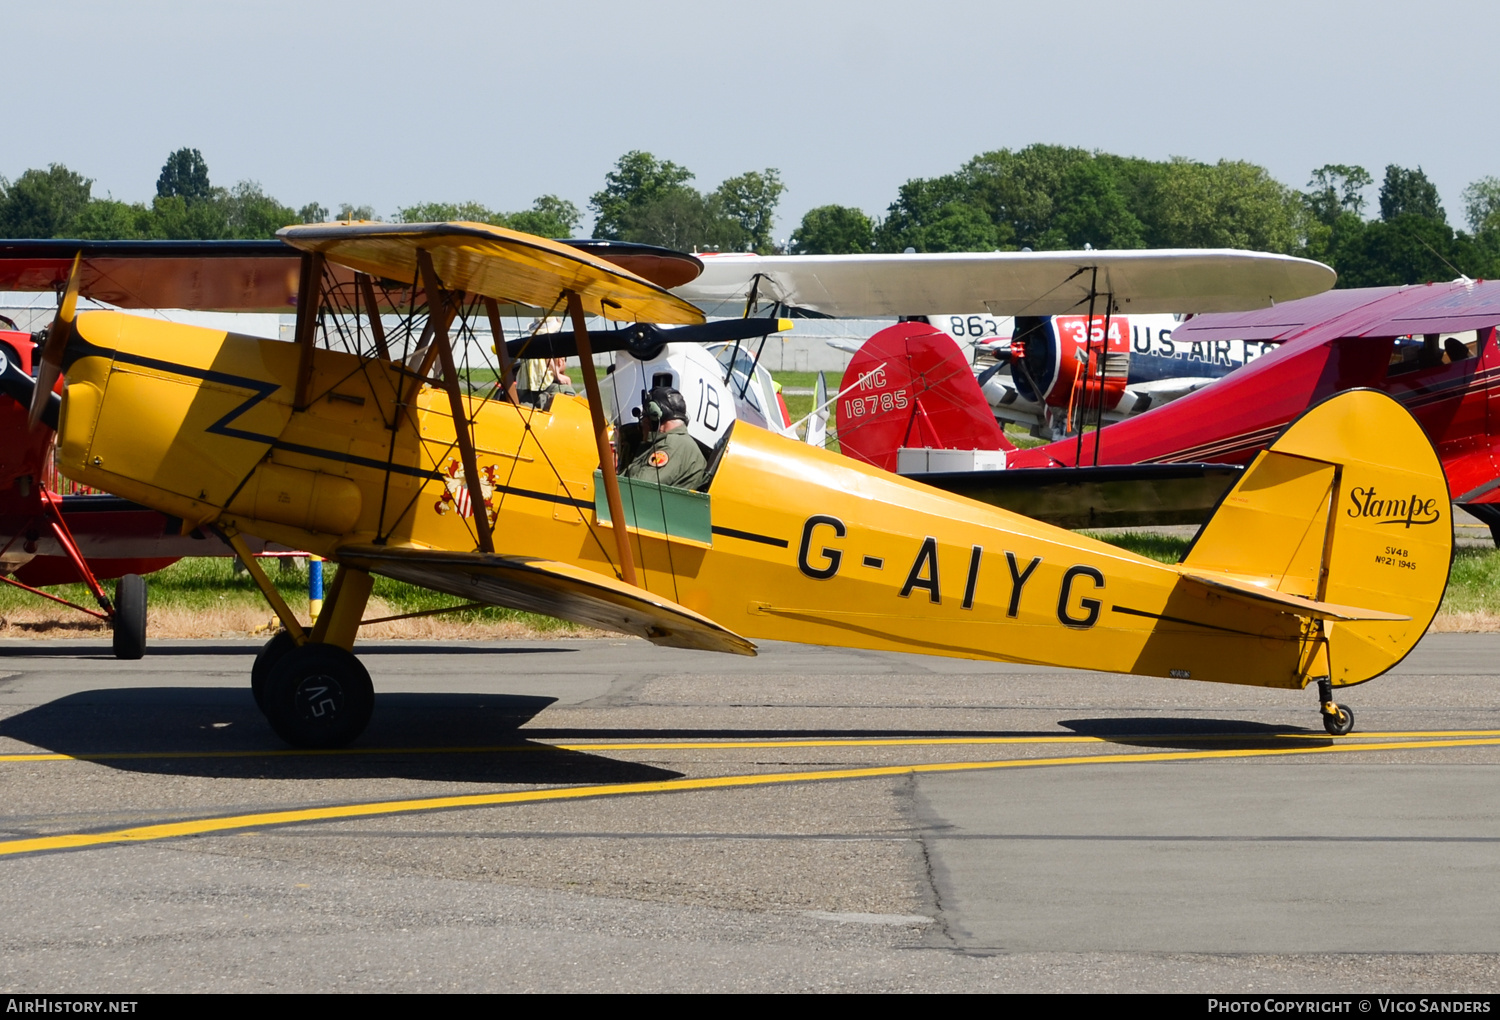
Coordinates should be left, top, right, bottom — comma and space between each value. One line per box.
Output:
2, 734, 1498, 859
1, 728, 1498, 764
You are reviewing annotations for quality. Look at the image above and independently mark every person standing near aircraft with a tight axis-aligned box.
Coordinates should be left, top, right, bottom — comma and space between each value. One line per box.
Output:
517, 356, 575, 406
624, 386, 707, 489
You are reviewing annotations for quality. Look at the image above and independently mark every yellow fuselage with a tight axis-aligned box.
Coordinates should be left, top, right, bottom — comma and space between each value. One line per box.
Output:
56, 312, 1433, 691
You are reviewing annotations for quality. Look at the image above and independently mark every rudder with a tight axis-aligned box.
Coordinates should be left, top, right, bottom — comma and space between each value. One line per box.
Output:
1183, 389, 1450, 686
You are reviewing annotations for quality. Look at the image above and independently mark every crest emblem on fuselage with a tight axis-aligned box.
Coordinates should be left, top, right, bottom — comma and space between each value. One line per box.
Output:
434, 459, 497, 524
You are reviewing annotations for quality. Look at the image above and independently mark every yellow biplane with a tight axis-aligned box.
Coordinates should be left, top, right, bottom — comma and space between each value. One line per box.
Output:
27, 223, 1451, 747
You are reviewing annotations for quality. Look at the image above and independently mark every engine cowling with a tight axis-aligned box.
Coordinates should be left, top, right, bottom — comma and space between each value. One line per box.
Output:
1011, 315, 1130, 419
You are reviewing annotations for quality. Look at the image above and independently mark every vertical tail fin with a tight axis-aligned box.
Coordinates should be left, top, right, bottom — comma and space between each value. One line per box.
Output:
837, 322, 1013, 472
1182, 389, 1451, 686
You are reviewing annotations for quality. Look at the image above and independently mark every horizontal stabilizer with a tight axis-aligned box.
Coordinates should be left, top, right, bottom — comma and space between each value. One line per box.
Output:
336, 544, 756, 656
1179, 570, 1410, 622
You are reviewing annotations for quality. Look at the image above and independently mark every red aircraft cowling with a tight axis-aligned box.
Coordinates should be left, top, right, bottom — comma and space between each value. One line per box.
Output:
1005, 281, 1500, 517
0, 331, 189, 590
1010, 314, 1131, 421
836, 322, 1012, 473
0, 332, 54, 494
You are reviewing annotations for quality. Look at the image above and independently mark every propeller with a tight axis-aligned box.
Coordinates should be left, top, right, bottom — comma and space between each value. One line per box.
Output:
504, 317, 792, 362
28, 252, 81, 429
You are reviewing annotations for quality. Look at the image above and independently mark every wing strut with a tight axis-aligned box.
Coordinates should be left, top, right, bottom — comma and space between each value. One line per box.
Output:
292, 252, 325, 411
416, 250, 495, 553
482, 296, 519, 404
566, 290, 638, 587
356, 272, 392, 361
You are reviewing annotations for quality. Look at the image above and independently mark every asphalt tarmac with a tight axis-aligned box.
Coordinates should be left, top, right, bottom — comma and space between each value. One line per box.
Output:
1, 634, 1498, 993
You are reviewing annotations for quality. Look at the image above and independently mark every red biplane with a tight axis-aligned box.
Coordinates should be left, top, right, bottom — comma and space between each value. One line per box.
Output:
1002, 279, 1500, 537
0, 240, 352, 654
0, 331, 170, 655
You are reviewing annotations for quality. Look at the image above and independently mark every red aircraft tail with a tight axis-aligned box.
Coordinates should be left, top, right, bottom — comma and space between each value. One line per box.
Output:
836, 322, 1012, 472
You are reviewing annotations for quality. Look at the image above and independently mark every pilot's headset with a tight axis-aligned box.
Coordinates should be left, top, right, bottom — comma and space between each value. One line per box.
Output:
637, 380, 687, 432
636, 389, 664, 430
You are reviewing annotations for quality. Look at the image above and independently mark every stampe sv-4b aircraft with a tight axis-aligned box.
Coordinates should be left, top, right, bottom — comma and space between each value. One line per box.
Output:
27, 223, 1450, 747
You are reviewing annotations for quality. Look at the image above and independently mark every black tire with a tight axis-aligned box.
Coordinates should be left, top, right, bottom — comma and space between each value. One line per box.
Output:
111, 574, 147, 660
251, 630, 298, 713
262, 643, 374, 748
1322, 703, 1355, 736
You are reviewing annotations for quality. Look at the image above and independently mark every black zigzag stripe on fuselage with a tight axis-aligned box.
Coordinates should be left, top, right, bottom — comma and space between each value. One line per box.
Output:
110, 349, 444, 482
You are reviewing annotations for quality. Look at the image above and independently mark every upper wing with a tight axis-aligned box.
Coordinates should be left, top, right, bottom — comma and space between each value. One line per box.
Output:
675, 249, 1336, 318
335, 544, 756, 656
0, 239, 299, 313
0, 234, 707, 318
1175, 279, 1500, 344
280, 221, 704, 325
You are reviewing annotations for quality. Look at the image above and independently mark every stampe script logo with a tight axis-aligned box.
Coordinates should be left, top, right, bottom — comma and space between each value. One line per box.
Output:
1347, 486, 1442, 527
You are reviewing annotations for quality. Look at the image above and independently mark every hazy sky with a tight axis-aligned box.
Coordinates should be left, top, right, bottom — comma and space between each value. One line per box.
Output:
12, 0, 1498, 238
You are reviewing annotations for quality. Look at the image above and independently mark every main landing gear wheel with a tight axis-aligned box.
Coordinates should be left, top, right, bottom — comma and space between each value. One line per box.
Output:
262, 643, 374, 748
111, 574, 147, 660
251, 630, 298, 712
1322, 703, 1355, 736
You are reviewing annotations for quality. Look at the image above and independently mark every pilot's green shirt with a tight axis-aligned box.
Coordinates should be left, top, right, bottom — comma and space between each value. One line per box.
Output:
623, 427, 708, 490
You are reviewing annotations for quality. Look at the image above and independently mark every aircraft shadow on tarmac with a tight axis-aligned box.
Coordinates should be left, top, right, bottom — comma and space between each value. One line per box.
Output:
0, 687, 682, 784
0, 643, 578, 659
1059, 717, 1331, 750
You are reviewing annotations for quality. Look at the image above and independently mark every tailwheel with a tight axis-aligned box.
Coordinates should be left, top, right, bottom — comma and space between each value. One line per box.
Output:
111, 574, 147, 660
1316, 678, 1354, 736
262, 643, 374, 748
1322, 703, 1355, 736
251, 630, 298, 713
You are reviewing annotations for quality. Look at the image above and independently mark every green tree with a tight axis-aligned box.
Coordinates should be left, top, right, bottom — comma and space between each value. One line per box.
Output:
713, 169, 784, 253
298, 202, 329, 224
1042, 159, 1146, 249
790, 205, 874, 254
1324, 214, 1494, 287
1379, 165, 1445, 223
146, 194, 229, 239
0, 164, 93, 237
72, 198, 152, 239
222, 181, 298, 238
589, 151, 694, 239
396, 201, 501, 224
1305, 164, 1373, 224
507, 195, 581, 237
337, 202, 376, 221
1461, 176, 1500, 234
959, 144, 1092, 249
1139, 158, 1301, 252
156, 148, 212, 204
617, 185, 721, 250
875, 175, 1006, 252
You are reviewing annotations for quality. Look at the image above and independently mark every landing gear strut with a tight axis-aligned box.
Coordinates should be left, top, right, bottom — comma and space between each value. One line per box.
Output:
1316, 678, 1354, 736
221, 527, 377, 748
